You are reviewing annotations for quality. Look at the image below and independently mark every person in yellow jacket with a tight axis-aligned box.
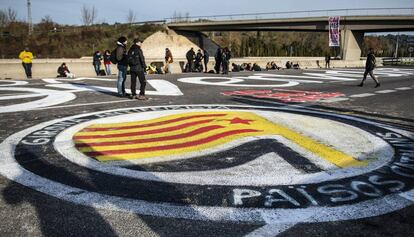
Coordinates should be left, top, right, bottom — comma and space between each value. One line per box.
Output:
18, 47, 33, 78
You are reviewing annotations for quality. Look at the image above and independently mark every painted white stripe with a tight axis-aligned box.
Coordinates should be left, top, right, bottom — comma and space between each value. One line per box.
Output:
375, 90, 396, 94
245, 223, 298, 237
0, 80, 29, 86
322, 97, 349, 103
0, 93, 47, 101
47, 79, 183, 96
350, 93, 376, 98
395, 87, 412, 90
0, 87, 76, 113
34, 99, 129, 110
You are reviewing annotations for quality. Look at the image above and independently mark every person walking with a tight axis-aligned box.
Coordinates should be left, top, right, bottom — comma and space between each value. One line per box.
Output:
18, 47, 33, 78
164, 48, 173, 74
358, 48, 380, 88
186, 48, 195, 72
92, 51, 102, 76
128, 39, 148, 100
115, 36, 129, 97
203, 48, 209, 73
214, 48, 223, 74
103, 50, 112, 76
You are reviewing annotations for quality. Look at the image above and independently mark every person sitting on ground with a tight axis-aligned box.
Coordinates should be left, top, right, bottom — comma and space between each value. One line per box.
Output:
292, 62, 300, 69
285, 61, 292, 69
252, 63, 262, 71
232, 63, 241, 72
146, 63, 157, 74
57, 63, 75, 78
245, 63, 252, 71
265, 62, 272, 71
271, 61, 281, 70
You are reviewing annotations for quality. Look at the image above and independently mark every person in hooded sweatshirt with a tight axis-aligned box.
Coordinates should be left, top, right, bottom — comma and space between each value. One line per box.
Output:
115, 36, 128, 97
128, 39, 148, 100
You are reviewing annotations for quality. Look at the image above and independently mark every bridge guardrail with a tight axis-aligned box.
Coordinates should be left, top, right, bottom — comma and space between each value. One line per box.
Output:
165, 7, 414, 24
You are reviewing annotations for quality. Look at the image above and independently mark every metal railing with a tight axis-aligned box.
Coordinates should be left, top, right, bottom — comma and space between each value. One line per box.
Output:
165, 7, 414, 24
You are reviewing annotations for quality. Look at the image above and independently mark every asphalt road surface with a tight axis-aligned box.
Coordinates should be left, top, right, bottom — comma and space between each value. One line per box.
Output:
0, 67, 413, 237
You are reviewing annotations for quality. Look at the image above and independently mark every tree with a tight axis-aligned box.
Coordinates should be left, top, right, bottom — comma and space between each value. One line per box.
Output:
0, 10, 7, 27
80, 5, 97, 26
126, 9, 136, 24
6, 7, 17, 22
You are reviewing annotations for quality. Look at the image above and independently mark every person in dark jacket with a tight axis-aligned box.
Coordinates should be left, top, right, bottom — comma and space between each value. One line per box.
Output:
116, 36, 128, 96
194, 49, 203, 72
358, 48, 380, 88
214, 48, 222, 74
325, 54, 331, 69
128, 39, 148, 100
186, 48, 195, 72
92, 51, 102, 76
57, 63, 74, 78
203, 49, 209, 73
222, 47, 231, 75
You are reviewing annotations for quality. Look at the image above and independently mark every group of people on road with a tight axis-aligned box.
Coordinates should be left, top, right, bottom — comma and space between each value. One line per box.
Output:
185, 47, 210, 73
92, 50, 112, 76
113, 36, 148, 100
17, 44, 380, 89
214, 47, 231, 74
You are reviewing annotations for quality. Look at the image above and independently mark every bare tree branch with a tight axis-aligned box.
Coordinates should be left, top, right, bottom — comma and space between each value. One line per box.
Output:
0, 10, 7, 27
6, 7, 17, 22
80, 5, 97, 26
127, 9, 136, 24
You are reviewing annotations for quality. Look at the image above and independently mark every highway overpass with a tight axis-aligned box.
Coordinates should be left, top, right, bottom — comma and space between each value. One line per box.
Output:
167, 8, 414, 60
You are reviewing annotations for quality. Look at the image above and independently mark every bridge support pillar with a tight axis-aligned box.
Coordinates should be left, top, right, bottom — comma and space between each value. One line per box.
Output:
341, 30, 364, 61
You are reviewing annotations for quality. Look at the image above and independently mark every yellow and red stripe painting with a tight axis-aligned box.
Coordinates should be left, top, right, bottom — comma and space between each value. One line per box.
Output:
73, 111, 366, 168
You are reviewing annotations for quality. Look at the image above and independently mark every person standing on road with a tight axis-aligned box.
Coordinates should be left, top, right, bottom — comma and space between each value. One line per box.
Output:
93, 51, 102, 76
358, 48, 380, 88
116, 36, 129, 97
214, 48, 223, 74
103, 50, 112, 76
128, 39, 148, 100
203, 48, 209, 73
19, 47, 33, 79
325, 54, 331, 69
222, 47, 231, 75
186, 48, 195, 72
164, 48, 173, 74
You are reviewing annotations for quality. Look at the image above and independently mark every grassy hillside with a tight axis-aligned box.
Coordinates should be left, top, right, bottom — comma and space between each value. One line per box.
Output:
0, 22, 163, 58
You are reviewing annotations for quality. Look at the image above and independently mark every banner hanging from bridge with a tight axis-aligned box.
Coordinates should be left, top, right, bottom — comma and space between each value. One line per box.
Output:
328, 16, 340, 47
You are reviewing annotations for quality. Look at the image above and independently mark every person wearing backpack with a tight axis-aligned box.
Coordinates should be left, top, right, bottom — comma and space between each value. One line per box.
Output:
115, 36, 128, 97
128, 39, 148, 100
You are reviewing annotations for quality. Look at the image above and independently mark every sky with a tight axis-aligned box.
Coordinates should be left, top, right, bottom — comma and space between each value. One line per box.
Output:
1, 0, 414, 25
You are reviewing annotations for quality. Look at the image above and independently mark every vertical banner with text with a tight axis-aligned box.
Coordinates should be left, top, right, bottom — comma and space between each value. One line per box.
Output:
329, 16, 340, 47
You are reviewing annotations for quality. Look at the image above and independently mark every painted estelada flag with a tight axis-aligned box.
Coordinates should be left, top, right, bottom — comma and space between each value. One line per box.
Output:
73, 111, 365, 168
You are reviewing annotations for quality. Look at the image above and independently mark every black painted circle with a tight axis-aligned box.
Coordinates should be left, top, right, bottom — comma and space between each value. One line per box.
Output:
14, 105, 414, 209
